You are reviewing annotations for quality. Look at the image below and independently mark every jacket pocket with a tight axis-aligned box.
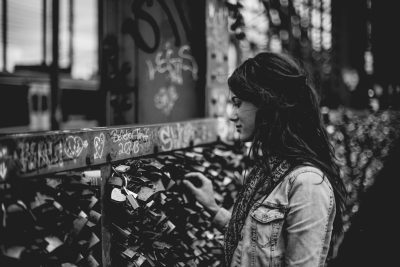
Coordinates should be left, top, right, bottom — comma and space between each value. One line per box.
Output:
250, 204, 285, 248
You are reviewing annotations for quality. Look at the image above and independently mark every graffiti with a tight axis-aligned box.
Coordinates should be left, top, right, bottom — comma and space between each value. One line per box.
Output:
146, 44, 198, 84
94, 133, 105, 160
0, 148, 8, 179
121, 0, 191, 53
159, 123, 199, 151
110, 128, 150, 143
118, 141, 140, 156
17, 140, 64, 173
156, 0, 181, 46
158, 122, 214, 151
195, 124, 212, 145
154, 86, 179, 115
64, 136, 89, 159
0, 118, 220, 178
121, 0, 160, 53
173, 0, 191, 41
111, 128, 151, 156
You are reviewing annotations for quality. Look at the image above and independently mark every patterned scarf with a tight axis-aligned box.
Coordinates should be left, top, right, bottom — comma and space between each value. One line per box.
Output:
224, 157, 291, 266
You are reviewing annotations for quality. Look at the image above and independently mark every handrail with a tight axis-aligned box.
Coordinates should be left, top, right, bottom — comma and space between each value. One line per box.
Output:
0, 117, 227, 180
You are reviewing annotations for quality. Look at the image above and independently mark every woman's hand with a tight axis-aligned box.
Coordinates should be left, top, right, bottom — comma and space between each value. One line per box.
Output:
183, 172, 220, 216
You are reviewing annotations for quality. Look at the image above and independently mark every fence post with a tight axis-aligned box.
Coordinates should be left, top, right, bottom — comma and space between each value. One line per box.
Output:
101, 163, 112, 267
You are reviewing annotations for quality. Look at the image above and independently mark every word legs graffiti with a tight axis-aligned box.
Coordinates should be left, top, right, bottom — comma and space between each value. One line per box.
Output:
146, 44, 198, 85
147, 44, 198, 116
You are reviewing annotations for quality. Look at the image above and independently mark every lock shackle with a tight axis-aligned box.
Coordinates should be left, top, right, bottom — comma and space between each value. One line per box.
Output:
122, 174, 128, 189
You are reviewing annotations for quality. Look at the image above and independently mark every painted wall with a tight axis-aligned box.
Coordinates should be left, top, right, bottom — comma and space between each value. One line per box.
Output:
119, 0, 206, 124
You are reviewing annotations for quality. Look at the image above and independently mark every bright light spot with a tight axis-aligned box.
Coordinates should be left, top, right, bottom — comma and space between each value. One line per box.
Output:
364, 51, 374, 75
369, 98, 380, 112
270, 35, 282, 53
312, 9, 321, 28
322, 31, 332, 50
322, 0, 331, 9
322, 13, 331, 31
279, 30, 289, 41
292, 27, 301, 38
373, 84, 383, 96
326, 125, 335, 134
342, 68, 359, 91
270, 9, 281, 25
368, 89, 374, 98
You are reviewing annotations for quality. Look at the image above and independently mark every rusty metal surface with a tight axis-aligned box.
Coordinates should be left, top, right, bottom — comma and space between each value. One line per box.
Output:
0, 118, 221, 180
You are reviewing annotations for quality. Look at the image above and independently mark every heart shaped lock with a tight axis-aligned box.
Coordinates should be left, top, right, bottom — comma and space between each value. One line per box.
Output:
110, 188, 126, 202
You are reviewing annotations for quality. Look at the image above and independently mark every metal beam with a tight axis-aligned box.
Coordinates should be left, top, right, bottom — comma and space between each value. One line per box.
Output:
2, 0, 7, 71
0, 118, 223, 180
50, 0, 60, 130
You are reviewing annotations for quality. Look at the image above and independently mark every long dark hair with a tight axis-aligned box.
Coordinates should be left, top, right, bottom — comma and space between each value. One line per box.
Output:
228, 52, 346, 244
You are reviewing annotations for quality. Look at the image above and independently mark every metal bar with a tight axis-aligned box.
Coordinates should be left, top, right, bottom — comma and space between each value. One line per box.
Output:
42, 0, 47, 65
68, 0, 73, 69
50, 0, 60, 130
98, 0, 109, 127
0, 118, 223, 180
2, 0, 7, 71
100, 164, 112, 267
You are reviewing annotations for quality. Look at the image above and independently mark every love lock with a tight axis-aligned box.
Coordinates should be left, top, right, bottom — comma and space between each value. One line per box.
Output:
109, 175, 126, 203
121, 175, 139, 210
110, 187, 126, 203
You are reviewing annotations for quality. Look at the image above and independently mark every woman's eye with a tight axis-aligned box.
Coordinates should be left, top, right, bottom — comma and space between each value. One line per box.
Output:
232, 100, 241, 108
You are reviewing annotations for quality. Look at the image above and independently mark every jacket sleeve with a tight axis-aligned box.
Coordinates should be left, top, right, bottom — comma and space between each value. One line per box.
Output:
284, 171, 334, 267
212, 207, 232, 231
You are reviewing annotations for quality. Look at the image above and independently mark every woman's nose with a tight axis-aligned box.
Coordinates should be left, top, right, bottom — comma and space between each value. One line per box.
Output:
227, 103, 239, 122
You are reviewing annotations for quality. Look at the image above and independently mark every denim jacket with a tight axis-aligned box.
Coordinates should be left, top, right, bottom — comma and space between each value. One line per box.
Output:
213, 166, 336, 267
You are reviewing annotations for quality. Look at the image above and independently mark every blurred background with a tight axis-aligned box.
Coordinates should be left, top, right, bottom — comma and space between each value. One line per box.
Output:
1, 0, 399, 132
0, 0, 399, 264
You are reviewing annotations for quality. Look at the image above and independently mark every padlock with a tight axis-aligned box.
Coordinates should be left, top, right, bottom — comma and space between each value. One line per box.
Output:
121, 175, 139, 210
114, 165, 131, 173
123, 188, 139, 210
110, 188, 126, 203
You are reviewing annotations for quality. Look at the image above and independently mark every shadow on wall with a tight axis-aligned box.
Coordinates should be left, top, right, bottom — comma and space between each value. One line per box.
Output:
328, 137, 400, 267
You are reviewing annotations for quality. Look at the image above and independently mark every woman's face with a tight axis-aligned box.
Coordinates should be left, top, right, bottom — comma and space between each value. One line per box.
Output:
229, 95, 258, 142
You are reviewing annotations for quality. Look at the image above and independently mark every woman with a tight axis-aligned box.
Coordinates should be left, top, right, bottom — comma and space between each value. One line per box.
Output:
183, 52, 346, 267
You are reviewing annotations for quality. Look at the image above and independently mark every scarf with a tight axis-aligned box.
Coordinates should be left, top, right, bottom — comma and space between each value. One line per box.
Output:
224, 157, 290, 266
